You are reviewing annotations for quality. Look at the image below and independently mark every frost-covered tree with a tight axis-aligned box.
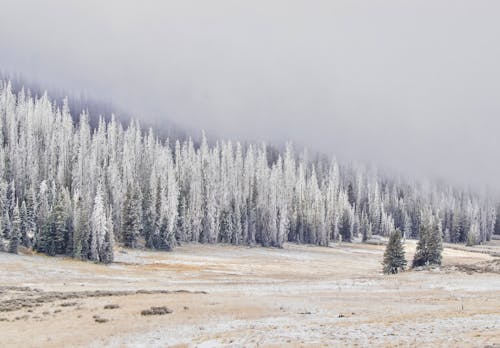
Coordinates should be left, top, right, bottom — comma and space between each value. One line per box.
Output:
9, 203, 20, 254
90, 187, 107, 261
466, 219, 480, 246
122, 184, 141, 248
0, 81, 497, 263
100, 208, 114, 264
50, 189, 69, 255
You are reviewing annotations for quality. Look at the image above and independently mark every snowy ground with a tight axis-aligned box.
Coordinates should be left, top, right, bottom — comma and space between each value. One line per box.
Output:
0, 241, 499, 347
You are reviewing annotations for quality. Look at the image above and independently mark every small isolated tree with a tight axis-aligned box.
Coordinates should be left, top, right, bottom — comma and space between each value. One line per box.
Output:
383, 229, 407, 274
412, 211, 443, 268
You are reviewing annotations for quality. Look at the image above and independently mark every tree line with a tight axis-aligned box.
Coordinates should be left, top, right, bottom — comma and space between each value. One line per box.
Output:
0, 81, 497, 262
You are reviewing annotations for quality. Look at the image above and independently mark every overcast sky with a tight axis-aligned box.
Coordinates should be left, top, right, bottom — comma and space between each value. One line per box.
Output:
1, 0, 499, 191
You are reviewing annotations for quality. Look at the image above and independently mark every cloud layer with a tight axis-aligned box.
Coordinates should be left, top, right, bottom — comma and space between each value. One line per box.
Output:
1, 0, 499, 191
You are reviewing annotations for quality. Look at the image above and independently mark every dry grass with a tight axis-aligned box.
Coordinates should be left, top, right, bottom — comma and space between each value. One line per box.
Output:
0, 241, 499, 347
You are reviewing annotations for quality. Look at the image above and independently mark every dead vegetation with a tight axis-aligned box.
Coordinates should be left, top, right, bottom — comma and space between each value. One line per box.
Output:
141, 306, 173, 316
0, 287, 206, 313
93, 315, 109, 323
443, 259, 500, 274
60, 302, 78, 307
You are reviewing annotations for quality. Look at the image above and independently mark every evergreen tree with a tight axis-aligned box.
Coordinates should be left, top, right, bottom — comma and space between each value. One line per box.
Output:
142, 186, 154, 248
9, 203, 20, 253
90, 189, 107, 261
100, 209, 114, 264
23, 188, 37, 248
347, 182, 356, 207
412, 211, 443, 267
382, 229, 407, 274
73, 193, 90, 259
495, 204, 500, 235
152, 178, 162, 248
122, 184, 140, 248
52, 190, 68, 255
0, 80, 497, 263
35, 181, 50, 253
466, 219, 480, 246
19, 200, 29, 248
360, 210, 372, 242
339, 209, 352, 242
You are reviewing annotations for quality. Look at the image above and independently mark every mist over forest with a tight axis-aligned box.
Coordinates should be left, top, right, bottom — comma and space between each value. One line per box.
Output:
2, 0, 500, 193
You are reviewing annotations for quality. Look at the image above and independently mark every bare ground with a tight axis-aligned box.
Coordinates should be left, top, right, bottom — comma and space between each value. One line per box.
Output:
0, 241, 499, 347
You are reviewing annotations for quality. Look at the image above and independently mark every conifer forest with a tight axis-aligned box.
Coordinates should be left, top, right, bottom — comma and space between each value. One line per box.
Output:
0, 81, 497, 262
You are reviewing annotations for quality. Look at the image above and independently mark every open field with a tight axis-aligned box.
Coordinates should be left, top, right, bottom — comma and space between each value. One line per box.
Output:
1, 241, 499, 347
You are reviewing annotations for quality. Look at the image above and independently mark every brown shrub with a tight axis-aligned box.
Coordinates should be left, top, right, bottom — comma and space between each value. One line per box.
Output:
141, 306, 172, 316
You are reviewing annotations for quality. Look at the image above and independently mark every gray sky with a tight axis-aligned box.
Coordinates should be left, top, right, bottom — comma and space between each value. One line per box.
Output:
1, 0, 499, 191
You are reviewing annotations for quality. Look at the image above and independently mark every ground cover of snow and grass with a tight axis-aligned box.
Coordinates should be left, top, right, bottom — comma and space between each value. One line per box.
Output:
1, 240, 499, 347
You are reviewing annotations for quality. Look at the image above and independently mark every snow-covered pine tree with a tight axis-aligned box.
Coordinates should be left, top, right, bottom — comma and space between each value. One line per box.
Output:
73, 191, 91, 259
100, 206, 115, 264
339, 208, 352, 242
52, 187, 69, 255
19, 200, 29, 248
466, 219, 480, 246
142, 183, 154, 248
90, 187, 107, 262
121, 184, 141, 248
35, 181, 51, 254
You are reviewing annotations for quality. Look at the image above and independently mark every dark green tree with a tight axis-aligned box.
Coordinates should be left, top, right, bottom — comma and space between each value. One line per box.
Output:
360, 210, 372, 242
382, 229, 407, 274
339, 209, 352, 242
122, 184, 141, 248
19, 200, 29, 248
40, 189, 69, 256
495, 204, 500, 235
347, 182, 356, 207
52, 191, 69, 255
73, 195, 90, 259
38, 221, 54, 256
152, 179, 163, 248
9, 204, 20, 254
142, 186, 154, 248
1, 212, 11, 252
220, 208, 233, 243
157, 216, 174, 251
412, 212, 443, 267
23, 188, 38, 249
100, 214, 114, 264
